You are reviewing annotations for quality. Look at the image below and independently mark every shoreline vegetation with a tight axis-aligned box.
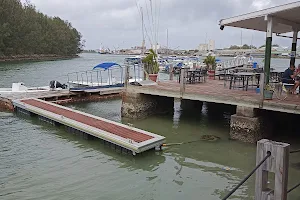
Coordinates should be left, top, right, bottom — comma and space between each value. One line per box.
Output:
0, 0, 84, 61
0, 54, 79, 63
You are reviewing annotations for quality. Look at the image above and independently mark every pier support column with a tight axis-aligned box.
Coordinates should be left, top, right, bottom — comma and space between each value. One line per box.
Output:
230, 106, 264, 143
121, 91, 174, 119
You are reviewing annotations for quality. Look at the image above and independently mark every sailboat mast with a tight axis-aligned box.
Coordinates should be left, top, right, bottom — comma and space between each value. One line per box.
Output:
140, 7, 145, 55
166, 29, 169, 56
241, 30, 243, 46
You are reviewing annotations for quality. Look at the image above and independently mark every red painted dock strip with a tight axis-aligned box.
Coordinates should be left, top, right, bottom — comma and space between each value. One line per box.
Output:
20, 99, 153, 143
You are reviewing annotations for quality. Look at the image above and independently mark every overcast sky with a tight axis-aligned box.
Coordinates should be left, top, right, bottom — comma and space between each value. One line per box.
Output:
27, 0, 298, 50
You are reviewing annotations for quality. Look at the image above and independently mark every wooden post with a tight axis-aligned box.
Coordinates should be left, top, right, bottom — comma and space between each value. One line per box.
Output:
180, 67, 186, 97
125, 64, 129, 88
169, 64, 174, 81
255, 139, 290, 200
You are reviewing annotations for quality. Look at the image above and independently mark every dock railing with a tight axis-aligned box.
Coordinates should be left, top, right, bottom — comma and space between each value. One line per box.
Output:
220, 56, 250, 69
67, 64, 144, 89
67, 67, 124, 87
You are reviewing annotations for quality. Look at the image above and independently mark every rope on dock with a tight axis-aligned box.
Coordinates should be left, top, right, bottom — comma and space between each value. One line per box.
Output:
162, 136, 221, 147
221, 151, 271, 200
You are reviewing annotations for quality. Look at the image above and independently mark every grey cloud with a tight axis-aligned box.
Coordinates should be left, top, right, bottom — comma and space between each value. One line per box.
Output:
29, 0, 298, 49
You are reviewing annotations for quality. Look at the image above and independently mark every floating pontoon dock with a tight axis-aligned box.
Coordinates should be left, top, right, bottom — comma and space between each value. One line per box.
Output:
13, 98, 165, 155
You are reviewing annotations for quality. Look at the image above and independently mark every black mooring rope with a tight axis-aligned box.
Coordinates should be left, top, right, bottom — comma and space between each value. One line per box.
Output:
288, 182, 300, 193
222, 151, 271, 200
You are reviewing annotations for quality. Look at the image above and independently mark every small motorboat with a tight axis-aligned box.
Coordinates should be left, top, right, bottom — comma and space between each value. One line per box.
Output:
0, 81, 67, 94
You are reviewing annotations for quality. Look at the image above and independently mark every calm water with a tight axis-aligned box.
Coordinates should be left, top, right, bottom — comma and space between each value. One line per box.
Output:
0, 54, 299, 199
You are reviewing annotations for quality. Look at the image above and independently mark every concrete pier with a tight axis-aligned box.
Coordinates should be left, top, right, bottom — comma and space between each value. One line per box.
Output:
121, 89, 174, 119
121, 79, 300, 143
230, 106, 268, 143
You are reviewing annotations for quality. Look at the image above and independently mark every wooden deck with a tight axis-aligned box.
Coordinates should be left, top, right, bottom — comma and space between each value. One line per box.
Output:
13, 98, 165, 155
128, 80, 300, 114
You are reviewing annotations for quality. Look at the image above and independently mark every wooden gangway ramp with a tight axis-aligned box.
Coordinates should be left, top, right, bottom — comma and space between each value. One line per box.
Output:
13, 98, 165, 155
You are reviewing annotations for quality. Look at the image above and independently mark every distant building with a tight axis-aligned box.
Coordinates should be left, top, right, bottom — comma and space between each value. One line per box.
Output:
198, 44, 208, 51
208, 40, 215, 51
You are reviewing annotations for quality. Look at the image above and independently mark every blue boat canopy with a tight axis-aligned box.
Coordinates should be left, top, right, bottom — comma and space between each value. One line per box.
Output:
93, 62, 121, 70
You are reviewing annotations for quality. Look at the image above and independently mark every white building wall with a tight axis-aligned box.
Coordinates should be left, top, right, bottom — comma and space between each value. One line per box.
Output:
198, 44, 208, 51
208, 40, 215, 51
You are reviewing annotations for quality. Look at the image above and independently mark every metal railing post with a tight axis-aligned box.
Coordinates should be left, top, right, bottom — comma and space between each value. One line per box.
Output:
120, 67, 123, 84
90, 72, 93, 86
100, 71, 102, 86
133, 64, 137, 82
97, 71, 99, 86
107, 69, 110, 85
86, 71, 88, 84
255, 139, 290, 200
138, 63, 141, 81
169, 64, 174, 81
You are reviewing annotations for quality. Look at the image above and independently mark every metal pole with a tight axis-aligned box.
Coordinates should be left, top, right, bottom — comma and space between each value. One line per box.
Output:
86, 71, 88, 84
261, 16, 273, 102
290, 30, 298, 66
121, 67, 123, 84
97, 71, 99, 86
111, 68, 113, 84
108, 69, 110, 85
134, 64, 136, 82
90, 72, 93, 86
222, 151, 271, 200
264, 16, 273, 85
138, 63, 141, 81
100, 71, 102, 85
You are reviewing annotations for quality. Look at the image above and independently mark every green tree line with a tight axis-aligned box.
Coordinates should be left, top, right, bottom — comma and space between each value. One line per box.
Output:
0, 0, 84, 57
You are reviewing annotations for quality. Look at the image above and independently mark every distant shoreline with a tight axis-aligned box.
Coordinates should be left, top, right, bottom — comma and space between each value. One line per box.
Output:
0, 54, 79, 63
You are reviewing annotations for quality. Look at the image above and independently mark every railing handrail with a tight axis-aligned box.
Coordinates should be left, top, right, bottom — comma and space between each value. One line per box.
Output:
222, 151, 271, 200
66, 65, 127, 76
220, 57, 250, 69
